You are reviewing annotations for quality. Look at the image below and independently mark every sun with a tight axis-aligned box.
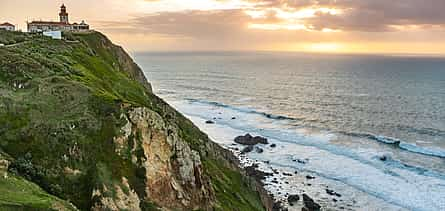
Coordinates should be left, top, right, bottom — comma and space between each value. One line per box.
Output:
305, 43, 343, 52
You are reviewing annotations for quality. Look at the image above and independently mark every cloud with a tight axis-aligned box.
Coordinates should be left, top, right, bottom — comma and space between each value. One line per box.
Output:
95, 0, 445, 44
102, 0, 445, 35
243, 0, 445, 31
132, 9, 251, 38
91, 0, 445, 52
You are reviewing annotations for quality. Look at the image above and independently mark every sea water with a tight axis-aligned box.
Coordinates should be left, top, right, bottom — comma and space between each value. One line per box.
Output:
134, 52, 445, 211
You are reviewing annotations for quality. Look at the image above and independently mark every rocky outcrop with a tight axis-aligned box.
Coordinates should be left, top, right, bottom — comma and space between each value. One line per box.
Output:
302, 194, 321, 211
92, 177, 141, 211
287, 194, 300, 206
235, 134, 269, 145
112, 107, 213, 210
0, 153, 10, 178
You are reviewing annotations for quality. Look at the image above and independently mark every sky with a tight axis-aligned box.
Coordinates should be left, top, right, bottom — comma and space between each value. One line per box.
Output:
1, 0, 445, 54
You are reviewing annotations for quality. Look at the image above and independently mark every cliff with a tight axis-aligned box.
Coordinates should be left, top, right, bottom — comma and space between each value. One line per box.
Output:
0, 30, 268, 210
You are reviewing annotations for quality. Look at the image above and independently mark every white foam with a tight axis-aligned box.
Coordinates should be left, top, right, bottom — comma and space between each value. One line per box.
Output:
168, 99, 445, 211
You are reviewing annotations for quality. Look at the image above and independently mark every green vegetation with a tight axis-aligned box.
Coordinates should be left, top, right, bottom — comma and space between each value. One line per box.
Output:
0, 30, 264, 210
0, 174, 77, 210
0, 30, 35, 45
204, 159, 264, 211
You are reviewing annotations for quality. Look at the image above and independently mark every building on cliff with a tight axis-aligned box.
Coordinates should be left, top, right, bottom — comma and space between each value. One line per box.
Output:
0, 22, 15, 31
27, 4, 89, 33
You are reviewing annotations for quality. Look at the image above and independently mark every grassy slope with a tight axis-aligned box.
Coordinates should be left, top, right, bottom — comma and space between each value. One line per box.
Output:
0, 174, 77, 210
0, 30, 264, 211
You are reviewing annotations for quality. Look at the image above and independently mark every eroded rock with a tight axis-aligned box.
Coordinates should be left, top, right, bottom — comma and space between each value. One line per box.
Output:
287, 194, 300, 206
234, 133, 268, 145
302, 194, 321, 211
245, 164, 273, 181
111, 107, 214, 210
241, 145, 255, 154
92, 177, 141, 211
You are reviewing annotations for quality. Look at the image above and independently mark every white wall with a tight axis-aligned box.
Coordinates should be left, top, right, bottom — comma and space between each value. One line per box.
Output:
43, 31, 62, 39
0, 25, 15, 31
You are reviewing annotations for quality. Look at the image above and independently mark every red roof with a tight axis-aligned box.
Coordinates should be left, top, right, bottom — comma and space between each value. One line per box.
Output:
28, 21, 68, 26
0, 22, 14, 27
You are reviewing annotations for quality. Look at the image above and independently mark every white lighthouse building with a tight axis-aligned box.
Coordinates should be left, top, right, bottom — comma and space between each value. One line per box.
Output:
59, 4, 69, 24
27, 4, 89, 33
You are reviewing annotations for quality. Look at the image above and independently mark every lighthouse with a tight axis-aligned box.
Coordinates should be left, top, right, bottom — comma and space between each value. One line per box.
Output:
59, 4, 69, 24
28, 4, 89, 32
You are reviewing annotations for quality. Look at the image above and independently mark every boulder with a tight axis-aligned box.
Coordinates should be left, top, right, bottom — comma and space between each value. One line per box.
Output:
272, 201, 283, 211
270, 144, 277, 148
282, 172, 293, 176
234, 134, 268, 145
292, 158, 308, 164
302, 194, 321, 211
287, 194, 300, 206
306, 175, 316, 180
379, 155, 387, 161
255, 147, 264, 153
205, 120, 215, 124
241, 145, 254, 154
326, 189, 342, 197
245, 164, 273, 181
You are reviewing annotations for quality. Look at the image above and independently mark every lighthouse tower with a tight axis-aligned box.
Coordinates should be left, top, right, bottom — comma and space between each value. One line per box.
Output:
59, 4, 69, 24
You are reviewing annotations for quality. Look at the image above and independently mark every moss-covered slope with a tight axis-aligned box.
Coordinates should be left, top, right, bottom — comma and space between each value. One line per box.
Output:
0, 30, 265, 210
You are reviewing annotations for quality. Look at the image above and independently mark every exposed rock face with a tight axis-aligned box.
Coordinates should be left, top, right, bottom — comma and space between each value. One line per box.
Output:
112, 107, 213, 210
92, 177, 141, 211
0, 155, 9, 178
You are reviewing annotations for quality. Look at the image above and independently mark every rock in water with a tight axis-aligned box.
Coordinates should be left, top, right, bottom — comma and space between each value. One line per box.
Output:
282, 172, 293, 176
252, 136, 268, 144
326, 189, 342, 197
255, 147, 264, 153
303, 194, 321, 211
241, 145, 254, 154
205, 120, 215, 124
270, 144, 277, 148
306, 175, 316, 180
287, 194, 300, 206
379, 155, 387, 161
234, 133, 269, 145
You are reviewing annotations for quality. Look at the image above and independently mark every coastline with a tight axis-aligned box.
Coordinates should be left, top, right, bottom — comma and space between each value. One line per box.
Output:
133, 51, 445, 211
161, 98, 443, 211
181, 113, 399, 211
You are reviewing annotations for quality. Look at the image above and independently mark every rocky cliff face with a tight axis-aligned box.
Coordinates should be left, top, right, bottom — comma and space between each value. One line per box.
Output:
107, 107, 213, 210
0, 30, 268, 210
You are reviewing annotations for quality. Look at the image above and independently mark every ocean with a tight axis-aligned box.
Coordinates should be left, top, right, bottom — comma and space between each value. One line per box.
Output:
134, 52, 445, 211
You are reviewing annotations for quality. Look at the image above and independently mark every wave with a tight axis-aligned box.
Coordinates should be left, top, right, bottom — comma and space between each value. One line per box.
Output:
186, 98, 445, 159
185, 98, 303, 121
380, 154, 445, 179
340, 131, 445, 158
